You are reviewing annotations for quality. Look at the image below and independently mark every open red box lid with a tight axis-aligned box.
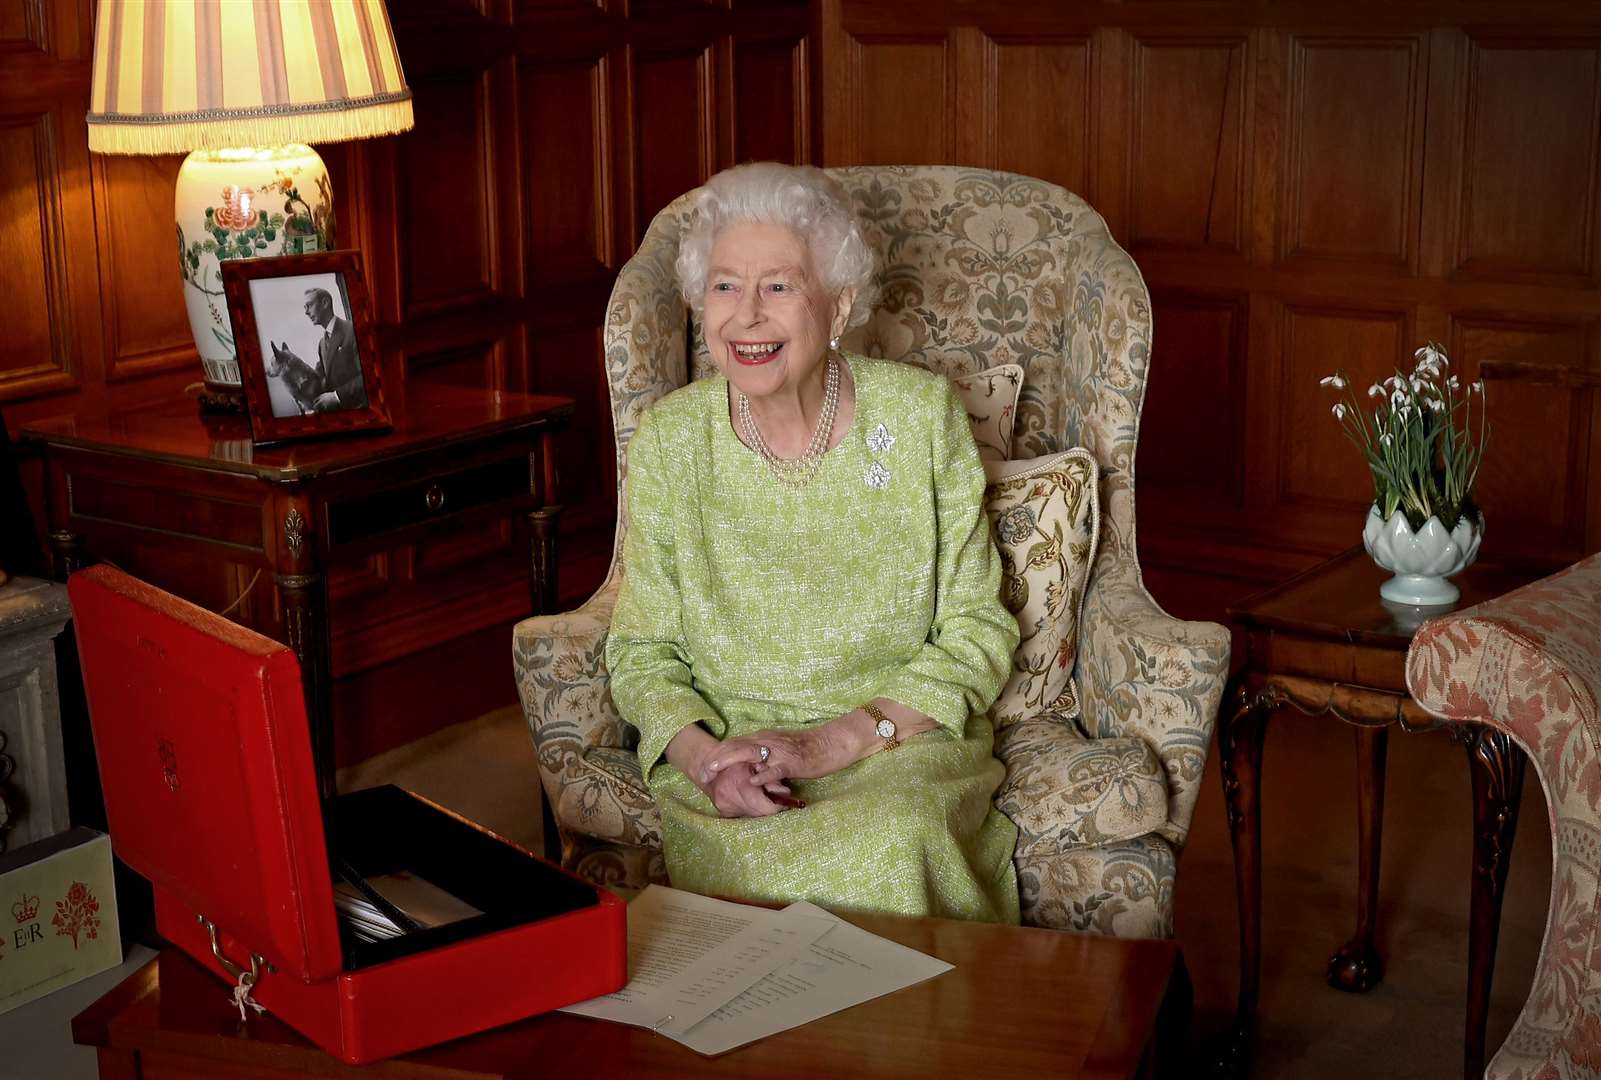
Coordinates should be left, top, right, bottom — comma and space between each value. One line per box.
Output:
69, 565, 344, 982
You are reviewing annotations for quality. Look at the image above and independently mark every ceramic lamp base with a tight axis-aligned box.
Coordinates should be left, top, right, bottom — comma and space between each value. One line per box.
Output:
175, 145, 334, 396
1379, 573, 1460, 607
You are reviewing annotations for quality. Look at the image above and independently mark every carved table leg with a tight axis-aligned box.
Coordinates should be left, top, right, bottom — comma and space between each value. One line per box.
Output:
528, 505, 562, 616
1213, 672, 1277, 1077
275, 572, 333, 799
1463, 726, 1525, 1080
1328, 723, 1389, 991
48, 529, 83, 581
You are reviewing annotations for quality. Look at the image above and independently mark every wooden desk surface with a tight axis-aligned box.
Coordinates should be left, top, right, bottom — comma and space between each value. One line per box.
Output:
75, 913, 1181, 1079
16, 384, 573, 481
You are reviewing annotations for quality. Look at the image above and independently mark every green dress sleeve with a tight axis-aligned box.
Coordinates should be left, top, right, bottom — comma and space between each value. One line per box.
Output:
604, 412, 725, 779
874, 379, 1019, 737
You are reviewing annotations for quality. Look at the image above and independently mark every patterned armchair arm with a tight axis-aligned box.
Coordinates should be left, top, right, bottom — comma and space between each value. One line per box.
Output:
1075, 551, 1231, 849
512, 573, 663, 855
1405, 554, 1601, 1080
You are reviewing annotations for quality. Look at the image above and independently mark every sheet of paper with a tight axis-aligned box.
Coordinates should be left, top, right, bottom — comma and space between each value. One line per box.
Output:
670, 900, 954, 1056
559, 885, 832, 1035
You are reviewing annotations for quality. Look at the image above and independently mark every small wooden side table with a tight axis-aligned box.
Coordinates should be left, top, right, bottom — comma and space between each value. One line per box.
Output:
17, 386, 572, 798
1216, 548, 1536, 1080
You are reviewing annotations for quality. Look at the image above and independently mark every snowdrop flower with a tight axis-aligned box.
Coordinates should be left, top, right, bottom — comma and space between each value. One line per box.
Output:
1320, 374, 1346, 389
1367, 383, 1382, 397
1428, 398, 1445, 412
1391, 388, 1408, 410
1471, 380, 1484, 393
1332, 403, 1347, 420
1415, 343, 1445, 367
1411, 376, 1427, 393
1448, 375, 1460, 391
1397, 404, 1413, 422
1379, 432, 1392, 447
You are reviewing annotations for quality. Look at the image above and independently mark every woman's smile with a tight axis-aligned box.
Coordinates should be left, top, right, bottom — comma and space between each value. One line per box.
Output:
731, 341, 784, 366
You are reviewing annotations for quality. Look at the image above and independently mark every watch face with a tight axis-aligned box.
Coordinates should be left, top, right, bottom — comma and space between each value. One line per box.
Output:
876, 717, 896, 740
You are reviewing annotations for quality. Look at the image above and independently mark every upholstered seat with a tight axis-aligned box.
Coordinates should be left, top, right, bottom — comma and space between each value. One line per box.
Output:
1408, 552, 1601, 1077
513, 167, 1231, 937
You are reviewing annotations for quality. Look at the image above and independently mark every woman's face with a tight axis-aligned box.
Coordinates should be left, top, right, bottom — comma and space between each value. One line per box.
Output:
702, 222, 853, 404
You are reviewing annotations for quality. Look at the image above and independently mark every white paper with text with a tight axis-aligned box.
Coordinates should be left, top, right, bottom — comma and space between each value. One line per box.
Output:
558, 885, 832, 1035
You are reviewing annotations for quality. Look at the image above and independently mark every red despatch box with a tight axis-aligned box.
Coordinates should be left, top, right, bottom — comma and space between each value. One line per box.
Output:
67, 566, 626, 1064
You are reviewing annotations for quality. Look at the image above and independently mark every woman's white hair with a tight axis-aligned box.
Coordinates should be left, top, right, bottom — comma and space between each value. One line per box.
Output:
675, 162, 878, 330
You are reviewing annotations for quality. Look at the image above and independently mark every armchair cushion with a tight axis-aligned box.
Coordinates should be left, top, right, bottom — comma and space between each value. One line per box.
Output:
994, 715, 1168, 856
951, 363, 1024, 461
984, 449, 1099, 726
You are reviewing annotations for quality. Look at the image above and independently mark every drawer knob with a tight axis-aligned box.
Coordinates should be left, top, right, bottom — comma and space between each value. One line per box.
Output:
424, 484, 445, 512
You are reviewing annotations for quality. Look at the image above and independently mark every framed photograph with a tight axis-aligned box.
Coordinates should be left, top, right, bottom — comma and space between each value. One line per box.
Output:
222, 251, 390, 447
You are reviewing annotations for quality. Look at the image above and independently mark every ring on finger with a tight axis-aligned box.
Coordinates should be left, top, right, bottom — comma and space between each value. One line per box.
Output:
758, 744, 770, 763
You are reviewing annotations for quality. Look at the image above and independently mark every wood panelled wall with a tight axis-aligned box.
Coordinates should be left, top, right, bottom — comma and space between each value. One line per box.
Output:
0, 0, 811, 749
820, 0, 1601, 589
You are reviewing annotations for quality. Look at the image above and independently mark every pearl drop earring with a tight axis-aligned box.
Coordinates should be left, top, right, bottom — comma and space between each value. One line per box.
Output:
829, 335, 841, 350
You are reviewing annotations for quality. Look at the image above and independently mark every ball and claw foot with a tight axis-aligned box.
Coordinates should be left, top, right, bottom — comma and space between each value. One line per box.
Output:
1326, 940, 1384, 992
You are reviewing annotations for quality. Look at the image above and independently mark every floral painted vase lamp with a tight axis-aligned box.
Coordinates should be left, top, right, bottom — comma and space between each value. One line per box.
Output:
85, 0, 412, 411
1322, 343, 1491, 607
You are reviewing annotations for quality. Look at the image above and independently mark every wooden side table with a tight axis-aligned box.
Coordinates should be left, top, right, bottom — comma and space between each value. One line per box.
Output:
18, 386, 572, 798
1216, 548, 1536, 1080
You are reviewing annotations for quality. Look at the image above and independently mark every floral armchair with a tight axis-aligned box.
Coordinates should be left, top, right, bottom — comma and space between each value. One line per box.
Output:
513, 167, 1230, 938
1407, 552, 1601, 1078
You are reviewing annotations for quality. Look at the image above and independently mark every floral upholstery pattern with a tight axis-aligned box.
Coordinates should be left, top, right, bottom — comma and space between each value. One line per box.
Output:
1407, 553, 1601, 1080
994, 712, 1168, 855
513, 167, 1231, 937
984, 450, 1099, 725
952, 364, 1023, 461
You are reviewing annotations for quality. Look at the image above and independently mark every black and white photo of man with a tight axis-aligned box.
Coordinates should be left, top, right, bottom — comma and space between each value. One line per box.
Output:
249, 271, 370, 419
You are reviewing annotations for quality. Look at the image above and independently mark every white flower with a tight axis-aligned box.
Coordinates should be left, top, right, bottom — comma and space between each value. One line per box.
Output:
1411, 376, 1427, 393
1471, 379, 1484, 393
1415, 343, 1445, 367
864, 462, 891, 489
1391, 389, 1408, 410
1331, 403, 1346, 420
866, 422, 895, 453
1398, 404, 1413, 422
1428, 398, 1445, 412
1319, 375, 1346, 389
1448, 375, 1460, 390
1368, 383, 1383, 397
1379, 432, 1393, 446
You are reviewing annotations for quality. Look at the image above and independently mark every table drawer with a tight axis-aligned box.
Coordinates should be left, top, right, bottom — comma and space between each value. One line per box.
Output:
326, 456, 530, 547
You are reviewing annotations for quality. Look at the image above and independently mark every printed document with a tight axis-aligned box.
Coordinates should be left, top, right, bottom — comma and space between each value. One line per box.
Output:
559, 886, 953, 1055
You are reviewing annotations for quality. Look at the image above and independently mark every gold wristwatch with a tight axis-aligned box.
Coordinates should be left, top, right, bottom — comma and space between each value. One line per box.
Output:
862, 702, 900, 752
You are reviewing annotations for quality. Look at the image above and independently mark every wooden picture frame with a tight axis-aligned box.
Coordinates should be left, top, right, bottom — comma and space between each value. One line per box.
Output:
222, 251, 391, 447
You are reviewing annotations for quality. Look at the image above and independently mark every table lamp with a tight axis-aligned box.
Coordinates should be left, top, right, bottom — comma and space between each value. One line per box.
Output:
86, 0, 413, 411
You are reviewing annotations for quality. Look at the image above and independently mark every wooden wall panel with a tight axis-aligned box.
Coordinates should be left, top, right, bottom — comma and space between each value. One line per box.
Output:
400, 73, 498, 318
1284, 37, 1421, 266
1128, 36, 1247, 253
1140, 292, 1246, 507
851, 39, 949, 165
994, 39, 1092, 193
634, 48, 714, 244
1450, 317, 1594, 558
1279, 306, 1408, 510
823, 3, 1601, 581
0, 110, 64, 393
523, 58, 612, 284
92, 153, 192, 381
733, 37, 806, 165
1459, 39, 1600, 280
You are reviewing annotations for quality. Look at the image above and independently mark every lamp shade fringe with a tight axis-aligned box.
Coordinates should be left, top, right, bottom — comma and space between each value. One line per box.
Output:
88, 96, 414, 155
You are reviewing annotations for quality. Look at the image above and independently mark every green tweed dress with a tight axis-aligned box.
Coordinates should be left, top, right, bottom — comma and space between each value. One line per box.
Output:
605, 354, 1021, 923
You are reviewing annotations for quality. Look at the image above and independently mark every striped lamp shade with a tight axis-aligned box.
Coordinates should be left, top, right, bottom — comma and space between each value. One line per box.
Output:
88, 0, 413, 154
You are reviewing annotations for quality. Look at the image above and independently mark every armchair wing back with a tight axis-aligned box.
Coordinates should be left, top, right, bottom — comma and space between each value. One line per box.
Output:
1407, 553, 1601, 1078
514, 167, 1230, 936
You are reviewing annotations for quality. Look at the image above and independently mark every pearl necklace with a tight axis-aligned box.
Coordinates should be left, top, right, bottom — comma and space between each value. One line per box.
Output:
737, 354, 841, 488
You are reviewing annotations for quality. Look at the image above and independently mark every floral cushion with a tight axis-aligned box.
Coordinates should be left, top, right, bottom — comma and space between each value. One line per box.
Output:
951, 364, 1023, 461
984, 450, 1100, 726
994, 715, 1168, 857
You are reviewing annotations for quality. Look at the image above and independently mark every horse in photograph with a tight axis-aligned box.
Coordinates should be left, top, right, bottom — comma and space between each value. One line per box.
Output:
267, 341, 324, 414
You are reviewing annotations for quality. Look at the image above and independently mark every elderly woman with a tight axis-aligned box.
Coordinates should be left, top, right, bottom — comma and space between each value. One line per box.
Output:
604, 163, 1020, 923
